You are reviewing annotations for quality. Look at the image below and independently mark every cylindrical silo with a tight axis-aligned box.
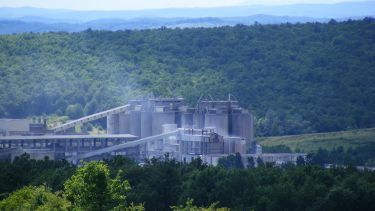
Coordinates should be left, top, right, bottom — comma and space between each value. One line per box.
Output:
129, 110, 141, 137
241, 112, 252, 142
248, 113, 254, 143
107, 114, 119, 134
181, 112, 194, 128
118, 112, 130, 134
162, 124, 177, 133
141, 111, 152, 138
230, 108, 243, 137
152, 111, 175, 135
193, 112, 205, 129
204, 109, 228, 136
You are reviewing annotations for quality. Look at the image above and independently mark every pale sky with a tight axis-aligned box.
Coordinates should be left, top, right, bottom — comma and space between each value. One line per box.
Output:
0, 0, 370, 10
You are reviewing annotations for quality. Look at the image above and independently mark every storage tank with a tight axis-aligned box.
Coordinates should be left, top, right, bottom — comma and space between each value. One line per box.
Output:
204, 109, 229, 137
230, 108, 244, 137
162, 124, 177, 133
249, 113, 254, 142
129, 110, 141, 137
193, 112, 205, 129
241, 112, 253, 142
118, 112, 130, 134
230, 109, 254, 143
181, 109, 194, 128
107, 114, 119, 134
152, 110, 175, 135
141, 111, 152, 138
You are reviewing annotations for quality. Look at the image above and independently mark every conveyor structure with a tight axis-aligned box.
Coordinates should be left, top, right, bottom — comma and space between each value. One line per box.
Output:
52, 104, 130, 133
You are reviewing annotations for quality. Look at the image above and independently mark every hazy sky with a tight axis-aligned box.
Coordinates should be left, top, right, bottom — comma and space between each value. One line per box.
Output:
0, 0, 370, 10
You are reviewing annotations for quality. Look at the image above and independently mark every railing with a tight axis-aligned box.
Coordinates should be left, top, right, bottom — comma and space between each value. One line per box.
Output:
68, 129, 182, 162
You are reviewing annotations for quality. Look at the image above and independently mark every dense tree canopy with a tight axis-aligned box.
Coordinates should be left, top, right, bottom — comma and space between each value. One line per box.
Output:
0, 19, 374, 135
1, 156, 375, 210
64, 161, 131, 210
0, 185, 70, 211
0, 154, 75, 198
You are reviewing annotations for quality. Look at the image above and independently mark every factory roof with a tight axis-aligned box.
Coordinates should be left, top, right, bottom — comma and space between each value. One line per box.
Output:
0, 134, 137, 141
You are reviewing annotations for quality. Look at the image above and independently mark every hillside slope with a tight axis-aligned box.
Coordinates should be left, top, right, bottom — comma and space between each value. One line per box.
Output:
1, 1, 374, 20
258, 127, 375, 152
0, 19, 374, 135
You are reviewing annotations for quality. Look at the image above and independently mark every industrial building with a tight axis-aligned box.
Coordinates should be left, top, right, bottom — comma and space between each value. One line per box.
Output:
106, 98, 253, 140
0, 134, 138, 161
0, 119, 31, 136
0, 97, 304, 165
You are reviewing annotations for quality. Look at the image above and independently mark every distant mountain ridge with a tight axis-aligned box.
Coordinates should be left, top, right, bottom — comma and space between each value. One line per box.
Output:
0, 15, 329, 34
0, 15, 371, 34
0, 1, 374, 21
0, 1, 374, 34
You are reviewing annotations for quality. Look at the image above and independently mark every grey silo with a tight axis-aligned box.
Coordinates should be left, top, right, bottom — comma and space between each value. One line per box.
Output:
181, 112, 194, 128
129, 110, 141, 137
118, 112, 130, 134
193, 112, 205, 129
204, 110, 229, 136
106, 98, 254, 148
141, 111, 152, 138
151, 110, 175, 136
229, 108, 240, 136
239, 111, 252, 142
107, 114, 119, 134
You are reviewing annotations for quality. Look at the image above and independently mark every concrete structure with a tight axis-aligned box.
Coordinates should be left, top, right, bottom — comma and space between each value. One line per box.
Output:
0, 119, 31, 136
106, 98, 255, 151
0, 116, 57, 136
243, 153, 306, 166
0, 97, 305, 166
52, 104, 130, 133
68, 128, 244, 164
0, 134, 137, 161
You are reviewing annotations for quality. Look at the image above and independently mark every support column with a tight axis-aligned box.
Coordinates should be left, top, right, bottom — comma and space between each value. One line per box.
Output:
77, 139, 81, 155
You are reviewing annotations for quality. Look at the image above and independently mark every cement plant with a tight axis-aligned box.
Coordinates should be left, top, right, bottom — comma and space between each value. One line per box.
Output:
0, 97, 304, 165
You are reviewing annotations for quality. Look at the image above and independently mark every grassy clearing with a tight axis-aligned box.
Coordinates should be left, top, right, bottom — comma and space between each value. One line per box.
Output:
257, 128, 375, 152
46, 115, 70, 128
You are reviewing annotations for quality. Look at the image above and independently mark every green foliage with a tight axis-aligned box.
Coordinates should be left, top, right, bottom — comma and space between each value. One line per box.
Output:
125, 203, 145, 211
258, 127, 375, 151
260, 128, 375, 166
247, 157, 255, 168
0, 20, 375, 135
262, 145, 292, 153
256, 157, 265, 167
46, 115, 70, 128
0, 154, 75, 199
0, 185, 70, 211
308, 144, 375, 166
65, 104, 84, 119
63, 161, 131, 211
1, 156, 375, 210
171, 199, 230, 211
296, 156, 306, 166
125, 157, 183, 211
217, 153, 244, 169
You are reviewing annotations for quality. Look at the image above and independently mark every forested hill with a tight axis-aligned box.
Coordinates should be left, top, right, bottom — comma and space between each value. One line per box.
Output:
0, 19, 374, 136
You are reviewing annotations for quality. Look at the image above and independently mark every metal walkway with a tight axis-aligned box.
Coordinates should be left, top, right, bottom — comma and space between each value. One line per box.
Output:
52, 104, 131, 133
68, 129, 181, 162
